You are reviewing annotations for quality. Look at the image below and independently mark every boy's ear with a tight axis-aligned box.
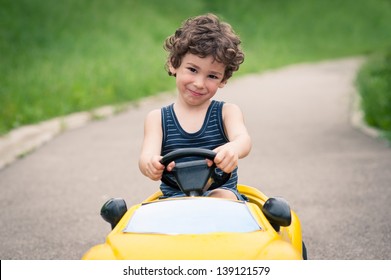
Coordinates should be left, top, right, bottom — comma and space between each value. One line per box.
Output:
168, 64, 177, 76
219, 80, 227, 88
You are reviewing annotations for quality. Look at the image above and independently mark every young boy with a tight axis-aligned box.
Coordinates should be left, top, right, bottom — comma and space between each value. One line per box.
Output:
139, 13, 251, 200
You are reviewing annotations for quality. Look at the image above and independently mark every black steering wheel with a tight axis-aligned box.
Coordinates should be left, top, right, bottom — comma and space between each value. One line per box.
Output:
160, 148, 231, 196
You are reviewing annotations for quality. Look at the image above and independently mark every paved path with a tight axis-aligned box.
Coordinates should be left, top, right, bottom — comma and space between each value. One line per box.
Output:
1, 57, 390, 259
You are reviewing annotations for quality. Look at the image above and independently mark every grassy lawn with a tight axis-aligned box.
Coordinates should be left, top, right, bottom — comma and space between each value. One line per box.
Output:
356, 50, 391, 141
1, 0, 391, 134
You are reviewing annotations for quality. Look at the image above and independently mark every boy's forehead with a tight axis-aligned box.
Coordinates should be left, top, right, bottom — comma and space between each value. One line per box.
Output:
182, 53, 226, 71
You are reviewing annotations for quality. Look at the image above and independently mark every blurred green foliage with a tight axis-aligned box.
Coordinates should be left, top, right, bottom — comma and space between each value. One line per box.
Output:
1, 0, 391, 134
356, 50, 391, 138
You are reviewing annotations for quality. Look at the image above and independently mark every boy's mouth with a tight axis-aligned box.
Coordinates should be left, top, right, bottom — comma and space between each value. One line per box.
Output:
188, 88, 205, 97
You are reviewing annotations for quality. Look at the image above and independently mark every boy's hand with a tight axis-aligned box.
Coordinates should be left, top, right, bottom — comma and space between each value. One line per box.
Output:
145, 155, 175, 181
212, 143, 238, 173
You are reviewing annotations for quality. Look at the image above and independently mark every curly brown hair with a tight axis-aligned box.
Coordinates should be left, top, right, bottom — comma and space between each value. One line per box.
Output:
164, 13, 244, 82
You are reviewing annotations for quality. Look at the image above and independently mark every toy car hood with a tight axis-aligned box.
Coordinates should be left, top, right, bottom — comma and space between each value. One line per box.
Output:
83, 198, 301, 260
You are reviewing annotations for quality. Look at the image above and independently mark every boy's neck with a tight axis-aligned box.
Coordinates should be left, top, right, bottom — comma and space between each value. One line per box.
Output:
174, 98, 211, 112
173, 100, 212, 133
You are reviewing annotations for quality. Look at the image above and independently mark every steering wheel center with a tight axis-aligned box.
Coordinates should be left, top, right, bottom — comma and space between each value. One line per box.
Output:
160, 148, 231, 196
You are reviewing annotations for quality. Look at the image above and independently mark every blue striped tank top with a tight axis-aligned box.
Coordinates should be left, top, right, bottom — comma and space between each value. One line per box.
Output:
160, 100, 238, 196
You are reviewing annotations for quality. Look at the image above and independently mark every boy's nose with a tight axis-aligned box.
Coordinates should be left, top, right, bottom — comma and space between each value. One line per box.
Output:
193, 76, 205, 89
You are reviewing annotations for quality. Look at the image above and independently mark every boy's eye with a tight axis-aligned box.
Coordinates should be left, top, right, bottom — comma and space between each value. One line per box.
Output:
187, 67, 197, 73
186, 67, 221, 80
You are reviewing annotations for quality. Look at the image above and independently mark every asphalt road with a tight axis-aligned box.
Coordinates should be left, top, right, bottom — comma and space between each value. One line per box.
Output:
1, 57, 390, 260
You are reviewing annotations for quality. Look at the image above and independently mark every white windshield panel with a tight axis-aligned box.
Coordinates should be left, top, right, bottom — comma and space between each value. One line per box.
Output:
124, 198, 261, 234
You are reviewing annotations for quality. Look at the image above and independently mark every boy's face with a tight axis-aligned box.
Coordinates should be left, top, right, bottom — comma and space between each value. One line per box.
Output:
169, 53, 226, 106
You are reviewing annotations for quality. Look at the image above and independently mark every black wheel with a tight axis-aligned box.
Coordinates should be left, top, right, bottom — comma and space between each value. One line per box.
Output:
302, 241, 308, 260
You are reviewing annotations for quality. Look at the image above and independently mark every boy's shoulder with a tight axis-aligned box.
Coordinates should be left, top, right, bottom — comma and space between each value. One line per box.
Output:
221, 102, 241, 111
145, 108, 161, 122
221, 102, 243, 117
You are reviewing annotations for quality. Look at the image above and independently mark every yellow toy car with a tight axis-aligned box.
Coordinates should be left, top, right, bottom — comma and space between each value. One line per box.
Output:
82, 148, 307, 260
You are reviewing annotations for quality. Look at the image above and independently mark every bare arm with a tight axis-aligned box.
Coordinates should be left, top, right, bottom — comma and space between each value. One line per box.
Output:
213, 103, 252, 173
138, 109, 165, 181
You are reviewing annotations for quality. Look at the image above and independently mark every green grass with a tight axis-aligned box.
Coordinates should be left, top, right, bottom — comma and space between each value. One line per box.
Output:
1, 0, 391, 134
356, 50, 391, 141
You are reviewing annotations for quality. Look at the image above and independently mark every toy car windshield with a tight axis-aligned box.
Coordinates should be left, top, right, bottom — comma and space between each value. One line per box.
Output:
123, 198, 261, 234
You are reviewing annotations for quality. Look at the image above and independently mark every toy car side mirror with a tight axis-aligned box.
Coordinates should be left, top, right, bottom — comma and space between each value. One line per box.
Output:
100, 198, 127, 229
262, 197, 292, 232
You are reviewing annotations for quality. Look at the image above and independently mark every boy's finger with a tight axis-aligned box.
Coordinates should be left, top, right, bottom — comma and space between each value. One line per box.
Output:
166, 161, 176, 171
214, 153, 224, 164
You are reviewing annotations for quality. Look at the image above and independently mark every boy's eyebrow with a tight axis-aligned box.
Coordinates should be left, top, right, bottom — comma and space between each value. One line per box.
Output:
209, 69, 224, 76
185, 62, 200, 69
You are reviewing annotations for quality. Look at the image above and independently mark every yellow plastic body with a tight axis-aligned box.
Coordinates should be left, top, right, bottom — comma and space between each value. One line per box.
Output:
82, 184, 303, 260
